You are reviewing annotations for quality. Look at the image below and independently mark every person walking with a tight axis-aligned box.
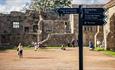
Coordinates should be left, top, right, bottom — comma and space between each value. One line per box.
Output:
17, 43, 23, 58
89, 41, 94, 50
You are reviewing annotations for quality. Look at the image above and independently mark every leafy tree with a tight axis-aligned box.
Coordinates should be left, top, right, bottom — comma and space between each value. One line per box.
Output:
28, 0, 71, 42
30, 0, 71, 12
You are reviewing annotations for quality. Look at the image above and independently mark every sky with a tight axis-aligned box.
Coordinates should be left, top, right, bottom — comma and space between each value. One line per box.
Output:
0, 0, 111, 14
0, 0, 31, 13
72, 0, 110, 4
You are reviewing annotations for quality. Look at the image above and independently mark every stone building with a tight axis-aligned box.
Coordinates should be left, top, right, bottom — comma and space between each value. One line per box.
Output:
0, 4, 105, 47
70, 4, 104, 46
39, 4, 104, 46
0, 10, 70, 47
0, 10, 39, 46
104, 0, 115, 50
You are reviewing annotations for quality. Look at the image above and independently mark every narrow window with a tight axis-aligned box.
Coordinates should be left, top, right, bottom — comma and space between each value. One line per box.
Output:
84, 27, 87, 31
13, 22, 19, 28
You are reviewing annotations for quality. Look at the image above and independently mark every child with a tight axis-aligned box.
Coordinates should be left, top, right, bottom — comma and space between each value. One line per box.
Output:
17, 43, 23, 58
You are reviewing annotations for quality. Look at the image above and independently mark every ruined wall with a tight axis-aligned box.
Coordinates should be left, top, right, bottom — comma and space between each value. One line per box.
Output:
83, 26, 97, 46
0, 10, 70, 47
43, 33, 74, 46
0, 11, 39, 46
104, 2, 115, 50
94, 26, 104, 47
71, 4, 101, 46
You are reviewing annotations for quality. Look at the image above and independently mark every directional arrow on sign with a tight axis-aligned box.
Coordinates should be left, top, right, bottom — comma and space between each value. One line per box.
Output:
82, 8, 107, 25
83, 14, 105, 21
83, 8, 106, 15
56, 8, 80, 15
83, 20, 106, 25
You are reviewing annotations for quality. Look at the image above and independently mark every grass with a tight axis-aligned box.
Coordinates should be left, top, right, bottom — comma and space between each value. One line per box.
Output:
104, 51, 115, 57
94, 47, 104, 51
94, 47, 115, 57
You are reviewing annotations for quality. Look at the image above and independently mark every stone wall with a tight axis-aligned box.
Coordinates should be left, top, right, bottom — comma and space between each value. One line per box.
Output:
0, 4, 105, 47
71, 4, 103, 45
0, 10, 70, 47
104, 1, 115, 50
43, 33, 74, 46
94, 26, 104, 47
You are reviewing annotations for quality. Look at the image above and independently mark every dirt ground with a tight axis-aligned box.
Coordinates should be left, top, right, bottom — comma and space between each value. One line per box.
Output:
0, 47, 115, 70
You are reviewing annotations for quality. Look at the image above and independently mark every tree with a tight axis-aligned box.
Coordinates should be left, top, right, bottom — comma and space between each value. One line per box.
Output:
30, 0, 71, 11
29, 0, 71, 42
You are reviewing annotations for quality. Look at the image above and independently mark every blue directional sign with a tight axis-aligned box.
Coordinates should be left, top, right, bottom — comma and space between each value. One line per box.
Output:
56, 8, 80, 14
82, 8, 106, 25
83, 14, 105, 20
83, 8, 106, 14
56, 7, 106, 25
83, 20, 105, 25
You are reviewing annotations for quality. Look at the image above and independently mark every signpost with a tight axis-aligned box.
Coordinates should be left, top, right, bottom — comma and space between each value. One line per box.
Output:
56, 6, 106, 70
78, 5, 83, 70
82, 8, 106, 25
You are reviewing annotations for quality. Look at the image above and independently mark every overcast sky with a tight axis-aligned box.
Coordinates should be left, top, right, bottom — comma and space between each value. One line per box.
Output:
0, 0, 31, 13
72, 0, 110, 4
0, 0, 110, 14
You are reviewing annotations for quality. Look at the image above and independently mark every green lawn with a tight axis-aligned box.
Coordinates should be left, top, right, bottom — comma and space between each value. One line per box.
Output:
94, 47, 104, 51
94, 47, 115, 57
104, 51, 115, 57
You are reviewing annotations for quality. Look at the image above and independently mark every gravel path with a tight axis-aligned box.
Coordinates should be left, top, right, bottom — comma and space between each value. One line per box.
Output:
0, 47, 115, 70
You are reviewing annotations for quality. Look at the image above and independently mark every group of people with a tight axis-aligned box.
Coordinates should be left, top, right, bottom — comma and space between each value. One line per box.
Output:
88, 40, 104, 50
32, 41, 42, 51
61, 39, 78, 50
16, 39, 100, 58
16, 39, 78, 58
17, 41, 43, 58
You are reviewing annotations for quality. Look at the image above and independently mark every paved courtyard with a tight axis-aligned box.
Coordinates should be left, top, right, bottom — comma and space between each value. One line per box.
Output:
0, 47, 115, 70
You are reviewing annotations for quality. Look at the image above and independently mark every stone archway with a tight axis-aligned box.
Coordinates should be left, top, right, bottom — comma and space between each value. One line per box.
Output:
106, 13, 115, 51
94, 26, 103, 47
106, 32, 115, 50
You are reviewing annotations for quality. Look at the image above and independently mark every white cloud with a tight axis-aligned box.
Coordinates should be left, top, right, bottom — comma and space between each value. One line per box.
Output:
0, 5, 6, 13
6, 0, 29, 6
72, 0, 110, 4
0, 0, 31, 14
